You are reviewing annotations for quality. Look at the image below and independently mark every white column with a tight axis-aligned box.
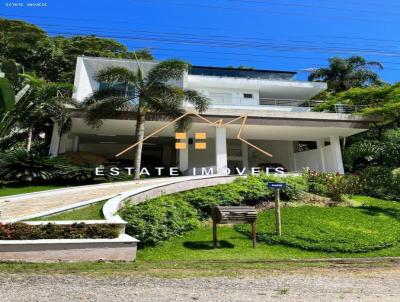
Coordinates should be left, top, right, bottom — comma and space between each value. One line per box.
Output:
178, 138, 189, 174
329, 136, 345, 174
241, 141, 249, 170
215, 127, 228, 174
72, 135, 80, 152
49, 123, 60, 157
316, 139, 326, 172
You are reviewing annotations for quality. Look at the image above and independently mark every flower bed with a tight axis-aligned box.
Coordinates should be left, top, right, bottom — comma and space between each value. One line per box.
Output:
0, 222, 120, 240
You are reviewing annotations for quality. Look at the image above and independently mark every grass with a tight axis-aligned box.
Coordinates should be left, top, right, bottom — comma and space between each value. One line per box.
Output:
0, 185, 64, 197
138, 195, 400, 261
30, 200, 106, 221
236, 205, 400, 253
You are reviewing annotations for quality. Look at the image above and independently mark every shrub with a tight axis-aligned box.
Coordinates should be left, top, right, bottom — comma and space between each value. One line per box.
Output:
235, 205, 400, 253
119, 195, 201, 247
0, 222, 119, 240
358, 166, 400, 201
0, 148, 97, 185
344, 140, 400, 172
305, 171, 360, 202
182, 174, 304, 215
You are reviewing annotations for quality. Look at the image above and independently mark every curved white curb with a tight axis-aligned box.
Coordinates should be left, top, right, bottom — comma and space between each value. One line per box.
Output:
103, 175, 237, 223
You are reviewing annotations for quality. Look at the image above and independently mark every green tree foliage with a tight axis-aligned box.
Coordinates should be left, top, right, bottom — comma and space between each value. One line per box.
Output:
49, 36, 153, 82
0, 18, 154, 83
0, 74, 75, 151
0, 18, 55, 79
308, 56, 383, 92
0, 78, 15, 117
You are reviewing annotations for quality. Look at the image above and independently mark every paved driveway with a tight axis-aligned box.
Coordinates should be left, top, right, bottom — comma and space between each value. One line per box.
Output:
0, 177, 182, 221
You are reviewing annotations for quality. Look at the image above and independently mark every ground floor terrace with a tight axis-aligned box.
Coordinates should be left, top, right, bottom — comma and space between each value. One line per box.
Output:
49, 108, 372, 175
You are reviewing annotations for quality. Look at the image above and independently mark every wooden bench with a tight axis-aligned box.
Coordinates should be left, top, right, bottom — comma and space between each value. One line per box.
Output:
211, 206, 257, 248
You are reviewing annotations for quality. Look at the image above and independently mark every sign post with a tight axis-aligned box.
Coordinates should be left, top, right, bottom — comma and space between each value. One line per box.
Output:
267, 182, 286, 236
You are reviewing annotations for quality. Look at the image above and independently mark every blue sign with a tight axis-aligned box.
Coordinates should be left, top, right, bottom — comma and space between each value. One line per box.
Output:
267, 182, 287, 189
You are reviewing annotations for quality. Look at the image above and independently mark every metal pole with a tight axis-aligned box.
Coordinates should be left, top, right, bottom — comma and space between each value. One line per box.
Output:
275, 189, 282, 236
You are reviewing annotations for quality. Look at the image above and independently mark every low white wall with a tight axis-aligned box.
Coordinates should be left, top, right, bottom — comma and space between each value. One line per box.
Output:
103, 175, 238, 221
0, 234, 138, 262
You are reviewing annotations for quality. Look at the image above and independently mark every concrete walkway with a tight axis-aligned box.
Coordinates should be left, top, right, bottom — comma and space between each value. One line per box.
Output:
0, 177, 192, 221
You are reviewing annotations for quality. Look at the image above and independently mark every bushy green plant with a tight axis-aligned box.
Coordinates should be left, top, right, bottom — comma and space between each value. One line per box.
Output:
304, 171, 360, 202
119, 195, 201, 247
344, 140, 400, 172
358, 166, 400, 201
0, 222, 119, 240
182, 174, 304, 215
236, 205, 400, 253
0, 148, 96, 185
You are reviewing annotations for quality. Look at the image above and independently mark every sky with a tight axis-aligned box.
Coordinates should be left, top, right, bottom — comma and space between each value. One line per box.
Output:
1, 0, 400, 82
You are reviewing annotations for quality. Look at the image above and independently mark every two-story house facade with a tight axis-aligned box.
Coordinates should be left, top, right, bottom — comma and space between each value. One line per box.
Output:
49, 56, 374, 175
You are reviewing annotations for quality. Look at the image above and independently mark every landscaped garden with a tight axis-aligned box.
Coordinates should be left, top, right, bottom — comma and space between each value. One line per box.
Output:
113, 174, 400, 261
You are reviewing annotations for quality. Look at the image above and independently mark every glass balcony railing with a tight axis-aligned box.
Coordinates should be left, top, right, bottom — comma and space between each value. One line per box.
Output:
189, 66, 296, 81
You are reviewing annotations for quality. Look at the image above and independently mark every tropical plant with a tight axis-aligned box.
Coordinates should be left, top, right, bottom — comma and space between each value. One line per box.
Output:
82, 59, 209, 179
0, 148, 96, 185
0, 74, 75, 151
0, 77, 15, 117
308, 56, 383, 92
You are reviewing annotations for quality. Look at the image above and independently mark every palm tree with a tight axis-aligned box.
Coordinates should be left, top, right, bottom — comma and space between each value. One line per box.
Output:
308, 56, 384, 92
82, 59, 209, 180
0, 74, 75, 151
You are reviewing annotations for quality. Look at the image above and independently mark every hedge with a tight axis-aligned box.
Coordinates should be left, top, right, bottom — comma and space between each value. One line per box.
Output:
0, 222, 120, 240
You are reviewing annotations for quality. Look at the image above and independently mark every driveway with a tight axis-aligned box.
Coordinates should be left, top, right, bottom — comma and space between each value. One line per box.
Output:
0, 177, 186, 221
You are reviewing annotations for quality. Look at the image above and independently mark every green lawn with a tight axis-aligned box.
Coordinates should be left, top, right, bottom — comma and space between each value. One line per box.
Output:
30, 200, 106, 221
0, 185, 64, 197
138, 195, 400, 261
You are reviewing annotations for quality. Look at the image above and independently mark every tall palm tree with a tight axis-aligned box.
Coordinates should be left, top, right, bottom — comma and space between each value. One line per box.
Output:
82, 59, 209, 180
308, 56, 384, 92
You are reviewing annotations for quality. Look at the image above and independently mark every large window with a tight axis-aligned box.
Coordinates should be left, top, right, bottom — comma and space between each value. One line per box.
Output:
99, 82, 136, 99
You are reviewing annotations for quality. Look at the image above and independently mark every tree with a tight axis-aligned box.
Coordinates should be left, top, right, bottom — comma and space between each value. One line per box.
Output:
0, 74, 75, 152
49, 36, 154, 82
0, 18, 55, 79
308, 56, 383, 92
0, 18, 154, 83
82, 60, 209, 180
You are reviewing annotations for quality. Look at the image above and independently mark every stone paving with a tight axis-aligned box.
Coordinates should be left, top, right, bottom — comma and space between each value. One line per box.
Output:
0, 177, 178, 221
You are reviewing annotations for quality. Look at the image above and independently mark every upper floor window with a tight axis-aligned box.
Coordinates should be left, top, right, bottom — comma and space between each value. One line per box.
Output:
243, 93, 253, 99
99, 82, 136, 99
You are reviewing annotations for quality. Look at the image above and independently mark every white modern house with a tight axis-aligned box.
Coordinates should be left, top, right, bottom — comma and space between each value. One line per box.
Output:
49, 56, 375, 175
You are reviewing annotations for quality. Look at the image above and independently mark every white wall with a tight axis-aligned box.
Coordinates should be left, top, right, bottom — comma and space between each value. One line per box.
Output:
293, 149, 321, 172
321, 145, 338, 172
188, 87, 260, 106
